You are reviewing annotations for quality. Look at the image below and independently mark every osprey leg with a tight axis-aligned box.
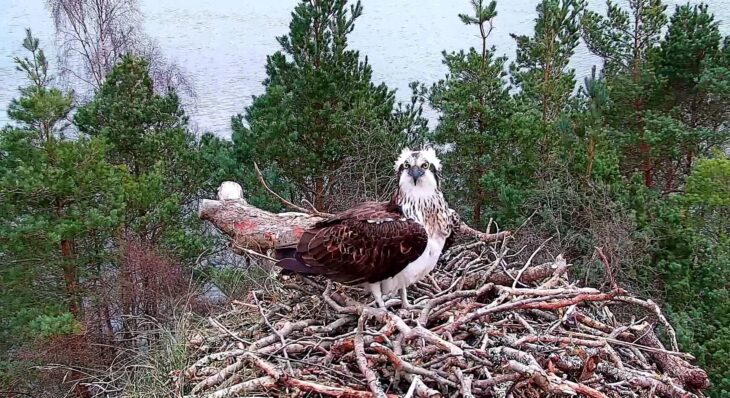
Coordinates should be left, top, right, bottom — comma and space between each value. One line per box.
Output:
369, 283, 386, 308
401, 287, 409, 307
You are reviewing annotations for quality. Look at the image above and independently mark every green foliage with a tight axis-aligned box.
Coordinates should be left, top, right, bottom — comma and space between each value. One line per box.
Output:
431, 0, 536, 227
579, 0, 730, 193
457, 0, 497, 60
232, 0, 425, 211
75, 55, 187, 175
434, 2, 729, 393
580, 0, 667, 114
0, 129, 127, 338
561, 68, 620, 180
576, 5, 730, 393
1, 32, 218, 396
29, 312, 81, 339
458, 0, 496, 26
655, 3, 730, 134
581, 0, 667, 76
511, 0, 585, 124
645, 156, 730, 393
0, 31, 126, 347
3, 0, 730, 395
656, 4, 721, 90
685, 156, 730, 208
7, 29, 73, 140
75, 55, 215, 258
199, 132, 286, 211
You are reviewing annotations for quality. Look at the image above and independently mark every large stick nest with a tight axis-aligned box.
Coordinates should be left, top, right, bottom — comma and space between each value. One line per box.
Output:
182, 180, 709, 398
174, 238, 709, 398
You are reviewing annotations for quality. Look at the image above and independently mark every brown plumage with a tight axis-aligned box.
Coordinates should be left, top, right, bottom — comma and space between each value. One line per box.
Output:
275, 148, 453, 308
274, 201, 428, 285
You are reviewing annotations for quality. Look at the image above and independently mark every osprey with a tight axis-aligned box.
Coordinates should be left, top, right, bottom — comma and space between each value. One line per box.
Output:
274, 148, 453, 308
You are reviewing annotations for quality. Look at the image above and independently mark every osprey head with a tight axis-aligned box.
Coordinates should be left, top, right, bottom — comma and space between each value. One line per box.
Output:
394, 147, 442, 194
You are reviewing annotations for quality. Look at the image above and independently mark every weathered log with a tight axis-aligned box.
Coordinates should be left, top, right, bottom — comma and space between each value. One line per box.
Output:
199, 196, 322, 256
199, 181, 510, 257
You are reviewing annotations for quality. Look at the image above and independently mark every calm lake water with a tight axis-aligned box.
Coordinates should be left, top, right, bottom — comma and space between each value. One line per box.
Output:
1, 0, 729, 137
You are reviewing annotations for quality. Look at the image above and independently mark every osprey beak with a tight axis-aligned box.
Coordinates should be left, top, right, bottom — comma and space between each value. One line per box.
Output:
408, 166, 424, 184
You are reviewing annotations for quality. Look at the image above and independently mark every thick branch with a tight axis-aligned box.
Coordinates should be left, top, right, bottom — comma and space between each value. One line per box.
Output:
199, 181, 508, 256
635, 327, 709, 390
199, 195, 322, 255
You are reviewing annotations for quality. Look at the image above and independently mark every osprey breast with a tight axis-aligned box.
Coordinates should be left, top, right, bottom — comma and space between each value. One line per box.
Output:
379, 235, 446, 294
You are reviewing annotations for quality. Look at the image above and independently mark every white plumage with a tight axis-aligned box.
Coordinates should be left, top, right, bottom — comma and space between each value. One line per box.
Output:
394, 147, 442, 171
377, 235, 445, 294
217, 181, 244, 200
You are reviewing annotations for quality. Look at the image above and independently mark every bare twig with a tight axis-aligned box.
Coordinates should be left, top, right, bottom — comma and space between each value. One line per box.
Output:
252, 292, 293, 374
355, 316, 387, 398
615, 295, 680, 352
512, 237, 552, 288
595, 246, 618, 289
254, 162, 333, 217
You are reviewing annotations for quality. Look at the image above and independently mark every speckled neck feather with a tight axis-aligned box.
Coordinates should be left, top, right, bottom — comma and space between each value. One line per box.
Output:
393, 188, 451, 239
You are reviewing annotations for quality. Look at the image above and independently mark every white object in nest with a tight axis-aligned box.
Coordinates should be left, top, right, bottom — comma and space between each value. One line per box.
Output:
217, 181, 244, 200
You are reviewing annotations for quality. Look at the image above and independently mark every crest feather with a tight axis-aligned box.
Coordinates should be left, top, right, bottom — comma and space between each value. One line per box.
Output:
421, 147, 442, 170
394, 147, 412, 171
394, 147, 443, 171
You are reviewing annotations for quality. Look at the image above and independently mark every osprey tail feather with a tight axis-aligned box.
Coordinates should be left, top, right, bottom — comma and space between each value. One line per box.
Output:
273, 247, 319, 275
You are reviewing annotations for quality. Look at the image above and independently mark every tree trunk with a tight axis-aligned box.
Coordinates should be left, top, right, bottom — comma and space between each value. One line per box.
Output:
60, 239, 81, 317
473, 194, 483, 228
586, 137, 595, 178
640, 139, 653, 188
56, 195, 81, 317
633, 90, 651, 187
313, 177, 326, 212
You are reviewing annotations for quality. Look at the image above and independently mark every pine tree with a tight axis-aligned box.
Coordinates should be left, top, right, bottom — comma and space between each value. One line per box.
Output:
75, 55, 188, 176
582, 0, 666, 77
232, 0, 423, 212
7, 29, 73, 141
0, 31, 125, 335
563, 66, 619, 180
431, 0, 538, 226
657, 4, 720, 103
580, 4, 730, 391
656, 4, 730, 133
510, 0, 585, 125
581, 0, 667, 188
75, 55, 210, 257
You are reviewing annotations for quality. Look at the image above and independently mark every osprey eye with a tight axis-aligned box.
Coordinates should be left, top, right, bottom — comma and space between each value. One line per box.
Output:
403, 162, 410, 169
421, 162, 429, 169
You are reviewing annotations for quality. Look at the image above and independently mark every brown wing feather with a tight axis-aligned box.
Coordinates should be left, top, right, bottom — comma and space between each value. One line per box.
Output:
294, 201, 428, 285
